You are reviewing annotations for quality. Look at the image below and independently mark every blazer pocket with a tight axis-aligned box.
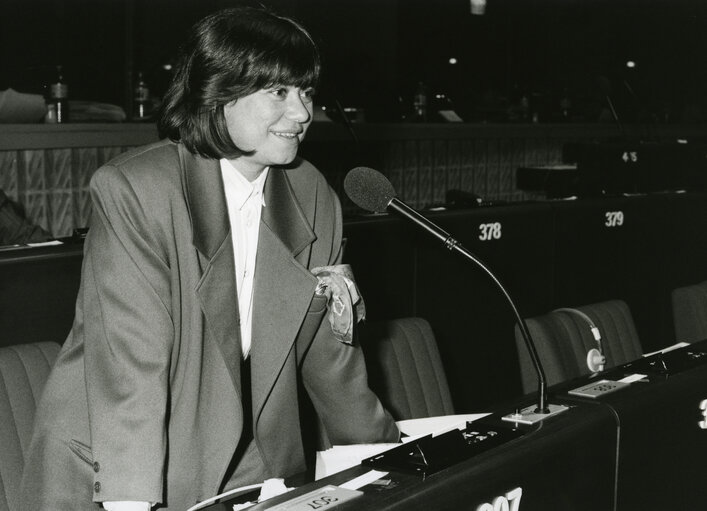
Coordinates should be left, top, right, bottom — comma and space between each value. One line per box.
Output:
295, 294, 329, 358
68, 438, 94, 467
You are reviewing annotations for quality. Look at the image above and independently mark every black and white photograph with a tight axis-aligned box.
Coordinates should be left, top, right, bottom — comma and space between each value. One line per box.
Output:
1, 1, 707, 510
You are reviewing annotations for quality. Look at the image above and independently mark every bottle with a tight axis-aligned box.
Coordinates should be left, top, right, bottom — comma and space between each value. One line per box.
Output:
519, 93, 530, 122
559, 88, 572, 121
132, 71, 151, 121
47, 65, 69, 123
413, 82, 428, 122
44, 103, 58, 124
396, 95, 408, 122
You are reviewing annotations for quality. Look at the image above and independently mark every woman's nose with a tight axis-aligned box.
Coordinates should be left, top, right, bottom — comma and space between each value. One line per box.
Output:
285, 92, 312, 123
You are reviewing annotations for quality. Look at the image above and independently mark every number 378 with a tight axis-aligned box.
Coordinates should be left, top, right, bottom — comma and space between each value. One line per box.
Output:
479, 222, 502, 240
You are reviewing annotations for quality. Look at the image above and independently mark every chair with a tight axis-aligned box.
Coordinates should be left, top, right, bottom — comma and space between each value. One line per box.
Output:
0, 342, 60, 511
359, 317, 454, 421
672, 280, 707, 344
514, 300, 643, 394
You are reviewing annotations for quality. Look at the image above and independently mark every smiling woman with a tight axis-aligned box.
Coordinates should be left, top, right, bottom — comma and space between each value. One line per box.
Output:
18, 5, 399, 511
157, 6, 321, 162
223, 86, 314, 180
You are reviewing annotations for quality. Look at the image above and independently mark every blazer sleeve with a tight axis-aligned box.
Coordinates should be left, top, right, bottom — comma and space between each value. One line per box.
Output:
81, 165, 172, 504
300, 182, 400, 446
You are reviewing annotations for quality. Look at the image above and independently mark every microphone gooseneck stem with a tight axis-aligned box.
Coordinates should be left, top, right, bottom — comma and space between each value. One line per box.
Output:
388, 197, 550, 414
388, 198, 454, 244
453, 243, 549, 414
605, 95, 623, 134
334, 98, 360, 147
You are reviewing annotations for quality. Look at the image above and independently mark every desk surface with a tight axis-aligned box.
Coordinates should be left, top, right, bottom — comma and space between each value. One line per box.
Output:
202, 341, 707, 511
205, 402, 616, 511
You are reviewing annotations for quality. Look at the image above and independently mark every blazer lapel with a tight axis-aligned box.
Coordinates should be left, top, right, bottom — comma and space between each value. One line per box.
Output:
251, 167, 318, 418
183, 154, 320, 426
181, 146, 243, 394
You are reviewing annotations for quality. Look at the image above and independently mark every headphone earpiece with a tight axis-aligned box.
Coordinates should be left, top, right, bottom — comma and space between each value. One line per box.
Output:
553, 307, 605, 373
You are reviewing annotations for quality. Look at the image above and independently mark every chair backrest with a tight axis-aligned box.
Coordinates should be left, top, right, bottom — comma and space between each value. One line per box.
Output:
0, 342, 60, 511
359, 317, 454, 421
672, 280, 707, 344
515, 299, 643, 394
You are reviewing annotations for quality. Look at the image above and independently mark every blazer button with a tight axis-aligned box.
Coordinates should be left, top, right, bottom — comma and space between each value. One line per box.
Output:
93, 461, 100, 473
94, 481, 101, 493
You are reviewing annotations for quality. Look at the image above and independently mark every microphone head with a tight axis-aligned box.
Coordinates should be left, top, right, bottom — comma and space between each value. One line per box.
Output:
344, 167, 396, 213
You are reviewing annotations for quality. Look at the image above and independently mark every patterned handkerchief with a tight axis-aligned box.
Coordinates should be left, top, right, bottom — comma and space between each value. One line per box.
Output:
311, 264, 366, 344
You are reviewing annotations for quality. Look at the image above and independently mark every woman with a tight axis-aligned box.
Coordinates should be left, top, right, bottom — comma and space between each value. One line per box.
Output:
20, 6, 398, 510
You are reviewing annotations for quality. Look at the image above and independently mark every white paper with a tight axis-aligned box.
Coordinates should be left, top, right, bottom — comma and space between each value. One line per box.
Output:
27, 240, 63, 247
315, 443, 399, 480
396, 413, 490, 438
315, 413, 490, 479
185, 483, 263, 511
642, 342, 690, 357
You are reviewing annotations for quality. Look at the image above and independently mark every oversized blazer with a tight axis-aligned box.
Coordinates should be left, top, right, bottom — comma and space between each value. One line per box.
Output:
19, 140, 398, 511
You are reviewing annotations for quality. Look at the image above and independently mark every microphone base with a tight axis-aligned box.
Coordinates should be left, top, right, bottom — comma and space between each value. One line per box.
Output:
501, 403, 569, 425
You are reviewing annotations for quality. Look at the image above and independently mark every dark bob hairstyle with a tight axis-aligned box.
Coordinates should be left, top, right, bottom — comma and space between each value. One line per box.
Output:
157, 5, 321, 159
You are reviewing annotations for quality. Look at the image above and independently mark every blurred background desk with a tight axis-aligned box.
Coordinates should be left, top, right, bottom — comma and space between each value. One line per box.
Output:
2, 122, 707, 237
4, 191, 706, 409
0, 240, 83, 346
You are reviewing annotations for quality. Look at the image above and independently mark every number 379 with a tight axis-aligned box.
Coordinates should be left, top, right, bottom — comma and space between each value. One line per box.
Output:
604, 211, 624, 227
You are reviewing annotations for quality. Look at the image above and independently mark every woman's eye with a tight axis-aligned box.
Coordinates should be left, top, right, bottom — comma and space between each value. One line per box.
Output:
300, 88, 315, 102
270, 87, 288, 97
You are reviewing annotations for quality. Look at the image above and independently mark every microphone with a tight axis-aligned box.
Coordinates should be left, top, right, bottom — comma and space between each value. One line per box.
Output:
344, 167, 558, 418
622, 77, 659, 143
333, 98, 360, 147
597, 75, 624, 136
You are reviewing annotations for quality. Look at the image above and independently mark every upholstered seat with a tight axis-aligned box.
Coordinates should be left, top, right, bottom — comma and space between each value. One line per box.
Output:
359, 317, 454, 420
515, 300, 643, 394
672, 280, 707, 344
0, 342, 60, 511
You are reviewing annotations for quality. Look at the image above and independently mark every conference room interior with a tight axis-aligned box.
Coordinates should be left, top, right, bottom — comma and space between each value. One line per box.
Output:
2, 0, 707, 509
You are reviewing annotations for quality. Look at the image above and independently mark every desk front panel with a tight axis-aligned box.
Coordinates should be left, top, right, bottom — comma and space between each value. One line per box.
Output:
559, 340, 707, 510
206, 402, 617, 511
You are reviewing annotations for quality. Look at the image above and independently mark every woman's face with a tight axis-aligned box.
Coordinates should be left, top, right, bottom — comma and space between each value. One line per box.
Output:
224, 85, 314, 180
